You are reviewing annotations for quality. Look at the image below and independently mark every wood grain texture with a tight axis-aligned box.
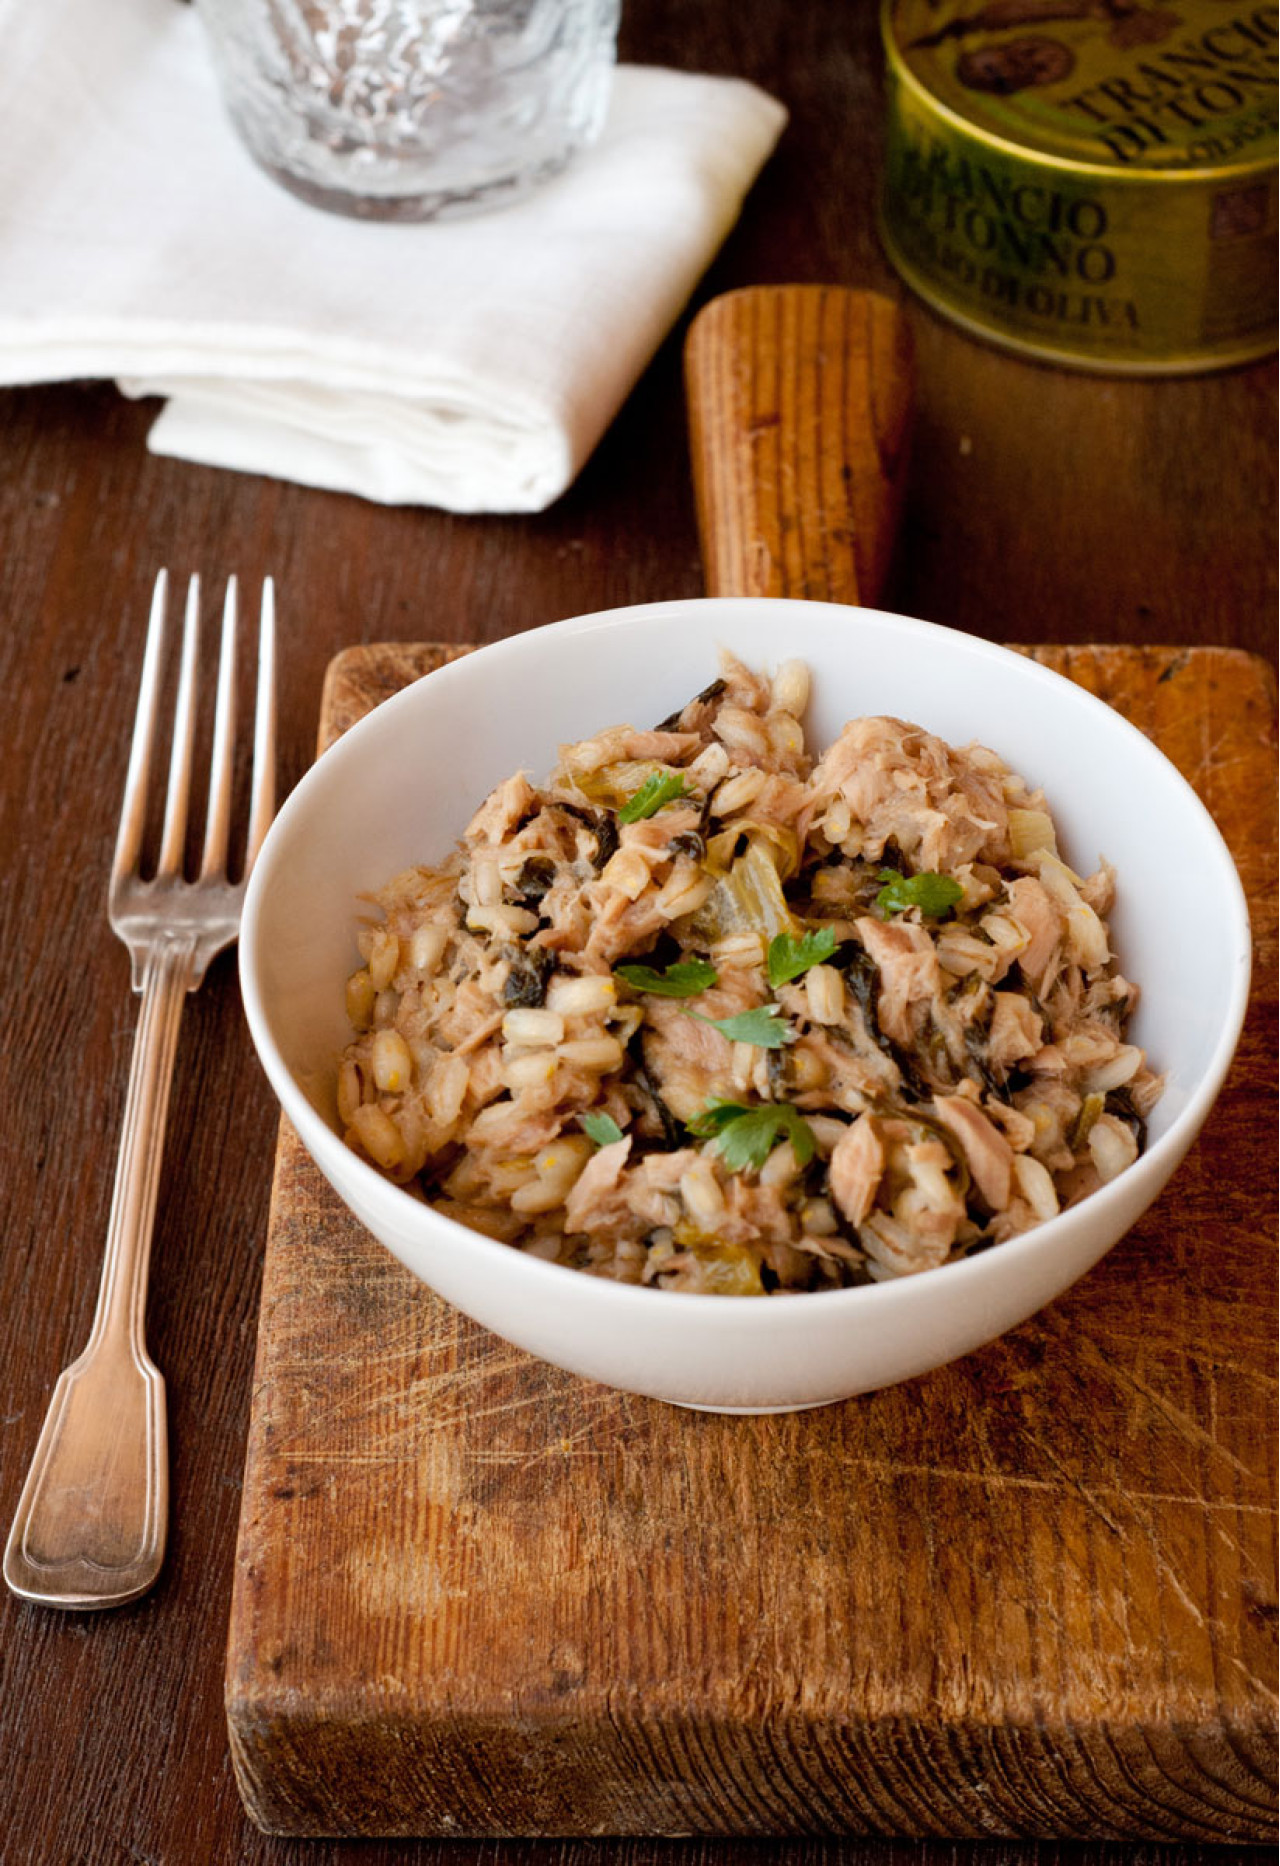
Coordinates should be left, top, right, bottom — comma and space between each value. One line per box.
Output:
686, 287, 912, 603
0, 3, 1274, 1862
227, 642, 1278, 1842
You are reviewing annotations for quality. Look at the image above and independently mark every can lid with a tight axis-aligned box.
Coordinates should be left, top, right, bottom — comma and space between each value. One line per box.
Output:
885, 0, 1279, 175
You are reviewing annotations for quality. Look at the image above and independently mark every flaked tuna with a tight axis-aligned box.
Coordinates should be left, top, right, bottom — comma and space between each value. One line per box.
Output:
338, 657, 1158, 1294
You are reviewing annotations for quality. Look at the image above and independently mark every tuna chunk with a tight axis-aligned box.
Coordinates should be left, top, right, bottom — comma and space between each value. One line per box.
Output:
558, 725, 701, 775
1005, 876, 1062, 990
434, 979, 504, 1055
931, 1093, 1014, 1212
807, 716, 1010, 871
466, 772, 537, 844
854, 915, 941, 1048
640, 971, 761, 1123
583, 887, 673, 967
785, 1024, 899, 1112
988, 992, 1043, 1070
717, 649, 774, 715
829, 1115, 885, 1228
618, 807, 701, 859
563, 1136, 632, 1233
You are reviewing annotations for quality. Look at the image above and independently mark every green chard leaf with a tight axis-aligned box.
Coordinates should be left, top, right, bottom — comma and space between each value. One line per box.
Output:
578, 1111, 625, 1148
617, 771, 689, 824
687, 1097, 816, 1174
766, 924, 838, 988
875, 868, 964, 920
615, 957, 719, 998
687, 1004, 795, 1048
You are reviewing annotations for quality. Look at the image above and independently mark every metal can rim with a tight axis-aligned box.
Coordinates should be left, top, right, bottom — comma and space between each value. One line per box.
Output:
880, 0, 1279, 188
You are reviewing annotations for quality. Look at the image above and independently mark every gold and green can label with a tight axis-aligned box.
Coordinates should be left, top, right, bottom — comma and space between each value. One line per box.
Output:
880, 0, 1279, 372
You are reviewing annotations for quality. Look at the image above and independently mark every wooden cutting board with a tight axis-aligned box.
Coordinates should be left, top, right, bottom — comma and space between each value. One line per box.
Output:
226, 291, 1278, 1840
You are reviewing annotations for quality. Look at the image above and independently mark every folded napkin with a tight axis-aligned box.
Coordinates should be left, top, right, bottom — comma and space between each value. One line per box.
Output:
0, 0, 785, 512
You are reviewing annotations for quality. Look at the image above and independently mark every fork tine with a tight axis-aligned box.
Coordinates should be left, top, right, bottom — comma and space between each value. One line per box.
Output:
199, 578, 238, 880
156, 574, 201, 880
112, 571, 170, 888
244, 577, 277, 876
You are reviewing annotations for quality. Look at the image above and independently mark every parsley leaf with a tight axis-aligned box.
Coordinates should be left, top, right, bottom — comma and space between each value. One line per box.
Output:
578, 1111, 625, 1148
685, 1096, 747, 1136
875, 868, 964, 919
687, 1097, 816, 1174
766, 925, 838, 988
615, 957, 719, 998
687, 1004, 795, 1048
617, 771, 689, 824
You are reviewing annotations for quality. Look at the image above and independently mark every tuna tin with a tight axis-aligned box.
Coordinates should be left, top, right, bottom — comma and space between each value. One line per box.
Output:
879, 0, 1278, 373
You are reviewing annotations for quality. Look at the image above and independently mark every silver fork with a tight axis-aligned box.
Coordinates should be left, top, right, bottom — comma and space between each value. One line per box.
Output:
4, 571, 276, 1610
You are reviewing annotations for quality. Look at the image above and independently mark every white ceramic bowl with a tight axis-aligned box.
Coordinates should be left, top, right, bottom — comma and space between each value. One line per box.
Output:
240, 600, 1251, 1412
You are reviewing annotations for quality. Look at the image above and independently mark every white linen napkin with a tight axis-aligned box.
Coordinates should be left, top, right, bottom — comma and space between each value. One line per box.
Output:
0, 0, 786, 512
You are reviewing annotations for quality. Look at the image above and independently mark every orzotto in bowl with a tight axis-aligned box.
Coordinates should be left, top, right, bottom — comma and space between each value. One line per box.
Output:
239, 599, 1250, 1412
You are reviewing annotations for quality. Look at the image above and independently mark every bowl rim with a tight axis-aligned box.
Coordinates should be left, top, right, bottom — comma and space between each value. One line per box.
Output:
240, 596, 1253, 1326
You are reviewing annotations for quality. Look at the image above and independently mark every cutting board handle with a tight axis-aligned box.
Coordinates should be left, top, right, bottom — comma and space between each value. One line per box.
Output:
684, 285, 914, 606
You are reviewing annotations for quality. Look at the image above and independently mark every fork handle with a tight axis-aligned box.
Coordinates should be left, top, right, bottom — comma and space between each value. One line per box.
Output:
4, 934, 195, 1608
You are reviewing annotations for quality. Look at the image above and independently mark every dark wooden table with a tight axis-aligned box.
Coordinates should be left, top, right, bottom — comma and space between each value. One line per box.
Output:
0, 4, 1274, 1864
